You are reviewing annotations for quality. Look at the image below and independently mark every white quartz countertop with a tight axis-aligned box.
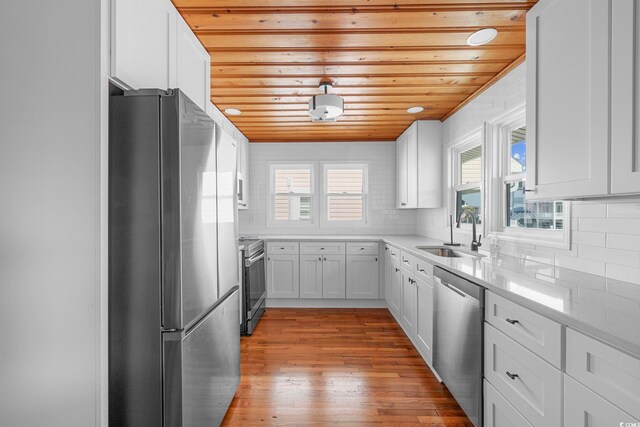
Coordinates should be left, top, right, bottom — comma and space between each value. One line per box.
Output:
255, 234, 640, 358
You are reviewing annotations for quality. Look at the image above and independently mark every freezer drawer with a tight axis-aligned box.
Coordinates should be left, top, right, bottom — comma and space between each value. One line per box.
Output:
163, 289, 240, 427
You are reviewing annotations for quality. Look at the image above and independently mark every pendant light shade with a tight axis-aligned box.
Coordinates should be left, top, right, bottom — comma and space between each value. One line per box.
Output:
309, 82, 344, 122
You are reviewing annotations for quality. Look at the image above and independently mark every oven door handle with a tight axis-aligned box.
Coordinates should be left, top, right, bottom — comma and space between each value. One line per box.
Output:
245, 252, 265, 267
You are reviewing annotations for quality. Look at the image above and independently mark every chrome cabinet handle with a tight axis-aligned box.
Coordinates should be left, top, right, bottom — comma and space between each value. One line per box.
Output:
506, 318, 519, 325
391, 252, 396, 256
318, 257, 322, 261
320, 248, 325, 250
395, 268, 400, 272
360, 247, 365, 251
418, 268, 426, 273
324, 257, 327, 261
401, 203, 407, 206
506, 371, 519, 380
385, 247, 389, 251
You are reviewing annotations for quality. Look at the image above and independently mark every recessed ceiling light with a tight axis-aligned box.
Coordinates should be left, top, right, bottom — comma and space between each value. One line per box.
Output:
407, 106, 424, 114
466, 28, 498, 46
225, 108, 241, 116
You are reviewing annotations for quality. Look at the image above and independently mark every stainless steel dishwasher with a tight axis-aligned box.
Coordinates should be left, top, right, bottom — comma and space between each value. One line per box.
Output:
433, 266, 484, 427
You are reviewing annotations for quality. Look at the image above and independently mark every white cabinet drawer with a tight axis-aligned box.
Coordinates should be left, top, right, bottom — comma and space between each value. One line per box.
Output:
266, 242, 299, 254
300, 242, 345, 255
346, 242, 379, 255
564, 374, 639, 427
399, 250, 417, 272
484, 380, 532, 427
385, 244, 400, 264
566, 328, 640, 420
484, 323, 562, 427
414, 258, 433, 283
485, 292, 562, 368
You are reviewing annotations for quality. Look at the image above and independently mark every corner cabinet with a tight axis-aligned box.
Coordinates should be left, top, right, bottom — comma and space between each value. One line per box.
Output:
346, 255, 379, 299
396, 121, 442, 208
526, 0, 640, 199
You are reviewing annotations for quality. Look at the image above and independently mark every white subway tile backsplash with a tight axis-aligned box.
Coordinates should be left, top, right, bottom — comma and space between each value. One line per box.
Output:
556, 254, 606, 277
579, 218, 640, 235
607, 202, 640, 218
572, 231, 606, 247
571, 202, 607, 218
605, 264, 640, 285
606, 233, 639, 252
578, 245, 640, 268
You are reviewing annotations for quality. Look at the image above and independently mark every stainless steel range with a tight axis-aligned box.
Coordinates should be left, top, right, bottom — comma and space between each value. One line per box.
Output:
239, 238, 266, 335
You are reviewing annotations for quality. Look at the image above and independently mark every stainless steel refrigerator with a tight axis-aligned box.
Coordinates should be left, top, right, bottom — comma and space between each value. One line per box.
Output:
109, 89, 240, 426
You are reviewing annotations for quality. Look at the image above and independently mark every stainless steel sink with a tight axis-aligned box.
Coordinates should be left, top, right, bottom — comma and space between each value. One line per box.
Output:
417, 246, 484, 258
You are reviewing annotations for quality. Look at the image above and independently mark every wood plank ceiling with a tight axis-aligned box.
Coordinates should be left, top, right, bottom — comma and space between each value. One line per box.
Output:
172, 0, 537, 142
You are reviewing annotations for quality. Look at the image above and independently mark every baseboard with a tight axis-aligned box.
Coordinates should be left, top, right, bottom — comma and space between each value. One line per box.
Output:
266, 298, 388, 308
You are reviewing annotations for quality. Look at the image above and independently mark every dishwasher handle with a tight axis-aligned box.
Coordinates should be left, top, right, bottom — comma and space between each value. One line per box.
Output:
441, 281, 467, 298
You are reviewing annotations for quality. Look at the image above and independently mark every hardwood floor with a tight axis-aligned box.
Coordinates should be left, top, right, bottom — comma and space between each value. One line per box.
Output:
221, 308, 472, 426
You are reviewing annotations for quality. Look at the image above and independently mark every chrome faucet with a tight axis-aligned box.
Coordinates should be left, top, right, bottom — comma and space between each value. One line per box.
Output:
456, 206, 482, 252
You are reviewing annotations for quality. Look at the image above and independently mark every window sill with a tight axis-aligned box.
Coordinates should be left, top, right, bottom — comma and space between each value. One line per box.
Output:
491, 229, 570, 250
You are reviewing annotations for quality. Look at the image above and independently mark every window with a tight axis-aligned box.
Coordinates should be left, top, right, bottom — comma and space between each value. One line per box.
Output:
452, 136, 483, 226
323, 164, 368, 224
487, 105, 570, 248
268, 164, 315, 226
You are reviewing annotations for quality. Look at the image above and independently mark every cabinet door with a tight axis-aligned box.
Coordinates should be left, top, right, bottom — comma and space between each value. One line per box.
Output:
415, 279, 433, 364
401, 274, 417, 336
611, 0, 640, 194
176, 14, 210, 111
406, 123, 418, 208
266, 254, 299, 298
346, 255, 379, 299
526, 0, 610, 199
484, 380, 533, 427
388, 264, 402, 316
564, 375, 639, 427
396, 132, 408, 208
384, 246, 392, 301
299, 255, 323, 299
322, 255, 346, 299
111, 0, 176, 90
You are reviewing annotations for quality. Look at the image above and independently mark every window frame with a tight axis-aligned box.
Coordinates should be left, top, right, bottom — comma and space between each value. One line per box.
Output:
321, 162, 369, 227
449, 130, 485, 233
485, 104, 571, 249
267, 162, 318, 228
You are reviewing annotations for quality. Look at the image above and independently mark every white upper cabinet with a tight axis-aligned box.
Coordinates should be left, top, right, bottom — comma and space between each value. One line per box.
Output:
111, 0, 212, 113
611, 0, 640, 194
526, 0, 611, 200
175, 14, 210, 111
396, 121, 442, 208
527, 0, 640, 199
111, 0, 177, 90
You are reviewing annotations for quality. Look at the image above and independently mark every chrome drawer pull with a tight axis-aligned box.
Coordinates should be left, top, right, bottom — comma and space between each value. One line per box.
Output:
418, 268, 426, 273
506, 318, 519, 325
395, 268, 400, 272
506, 371, 519, 380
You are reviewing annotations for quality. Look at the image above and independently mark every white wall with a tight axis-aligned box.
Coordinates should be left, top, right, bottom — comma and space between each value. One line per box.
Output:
239, 142, 417, 235
417, 63, 640, 286
0, 1, 107, 426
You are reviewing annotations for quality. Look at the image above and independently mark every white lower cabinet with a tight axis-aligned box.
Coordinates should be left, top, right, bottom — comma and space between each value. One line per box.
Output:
400, 273, 417, 337
346, 255, 379, 299
484, 323, 562, 427
564, 374, 639, 426
387, 263, 402, 316
415, 278, 433, 364
322, 254, 346, 299
484, 380, 532, 427
266, 254, 299, 298
299, 255, 323, 299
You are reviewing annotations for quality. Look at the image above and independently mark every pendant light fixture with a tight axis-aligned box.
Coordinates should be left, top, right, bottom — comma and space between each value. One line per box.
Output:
308, 81, 344, 122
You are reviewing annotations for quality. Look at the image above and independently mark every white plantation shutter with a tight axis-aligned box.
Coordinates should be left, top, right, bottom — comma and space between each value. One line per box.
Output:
324, 165, 367, 223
